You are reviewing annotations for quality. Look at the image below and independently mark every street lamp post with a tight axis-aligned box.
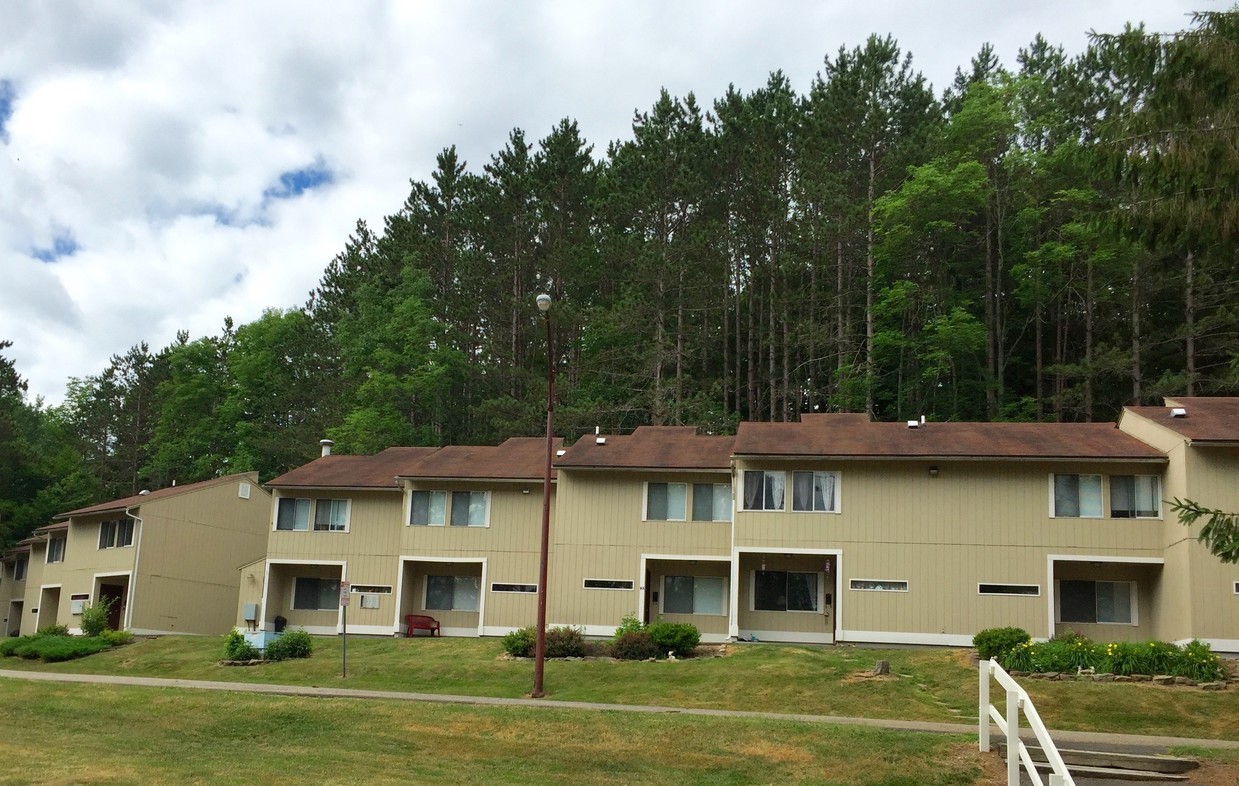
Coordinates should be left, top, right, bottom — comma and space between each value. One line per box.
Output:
532, 292, 554, 698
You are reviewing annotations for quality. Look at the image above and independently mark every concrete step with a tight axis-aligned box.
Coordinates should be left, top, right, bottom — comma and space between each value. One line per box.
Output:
997, 743, 1199, 775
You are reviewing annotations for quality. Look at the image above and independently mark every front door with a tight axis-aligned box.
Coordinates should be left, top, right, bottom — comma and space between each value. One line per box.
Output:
99, 583, 126, 630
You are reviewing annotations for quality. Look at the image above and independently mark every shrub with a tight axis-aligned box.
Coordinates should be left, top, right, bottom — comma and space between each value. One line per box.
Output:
1000, 640, 1037, 672
612, 631, 661, 660
1172, 639, 1227, 682
100, 629, 134, 647
265, 630, 313, 661
223, 629, 259, 661
1144, 640, 1178, 674
1035, 637, 1101, 672
31, 636, 110, 662
544, 626, 586, 658
646, 621, 700, 657
36, 624, 70, 638
613, 613, 645, 641
973, 627, 1031, 661
79, 597, 114, 637
0, 637, 23, 657
501, 627, 536, 658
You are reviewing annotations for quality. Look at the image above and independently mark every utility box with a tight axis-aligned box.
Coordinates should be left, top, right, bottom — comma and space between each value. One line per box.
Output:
242, 603, 258, 622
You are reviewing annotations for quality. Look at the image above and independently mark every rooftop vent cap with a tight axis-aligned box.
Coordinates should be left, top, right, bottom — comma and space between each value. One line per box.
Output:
556, 449, 566, 457
138, 489, 151, 495
320, 438, 335, 457
906, 420, 919, 429
1170, 407, 1187, 418
595, 436, 607, 445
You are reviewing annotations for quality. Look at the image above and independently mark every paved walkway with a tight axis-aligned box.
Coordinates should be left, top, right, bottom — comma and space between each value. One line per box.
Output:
3, 668, 1237, 752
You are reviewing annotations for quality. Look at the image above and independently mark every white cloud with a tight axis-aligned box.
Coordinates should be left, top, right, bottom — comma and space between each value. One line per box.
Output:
0, 0, 1208, 403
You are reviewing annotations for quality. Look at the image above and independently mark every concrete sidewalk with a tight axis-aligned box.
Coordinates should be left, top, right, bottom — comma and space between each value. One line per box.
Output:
3, 668, 1237, 752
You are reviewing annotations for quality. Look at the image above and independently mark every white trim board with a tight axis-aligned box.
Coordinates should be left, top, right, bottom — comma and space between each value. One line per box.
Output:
739, 629, 835, 645
1045, 554, 1162, 639
840, 629, 974, 647
1176, 638, 1239, 654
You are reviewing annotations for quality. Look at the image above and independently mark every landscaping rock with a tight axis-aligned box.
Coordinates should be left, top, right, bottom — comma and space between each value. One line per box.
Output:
1093, 673, 1115, 682
1114, 675, 1132, 682
1130, 674, 1151, 682
1174, 676, 1197, 686
872, 660, 890, 676
1200, 682, 1226, 691
1153, 675, 1175, 685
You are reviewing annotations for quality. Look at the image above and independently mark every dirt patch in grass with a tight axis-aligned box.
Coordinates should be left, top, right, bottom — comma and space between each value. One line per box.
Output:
840, 670, 899, 684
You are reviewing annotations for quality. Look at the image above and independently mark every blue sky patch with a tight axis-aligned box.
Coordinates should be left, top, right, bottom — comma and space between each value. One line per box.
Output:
263, 162, 334, 200
32, 230, 79, 263
0, 79, 15, 142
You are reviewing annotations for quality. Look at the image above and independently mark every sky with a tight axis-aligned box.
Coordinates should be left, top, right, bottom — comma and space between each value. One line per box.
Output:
0, 0, 1216, 404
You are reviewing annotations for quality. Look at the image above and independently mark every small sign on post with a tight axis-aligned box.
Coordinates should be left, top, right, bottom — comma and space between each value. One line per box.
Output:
339, 580, 351, 607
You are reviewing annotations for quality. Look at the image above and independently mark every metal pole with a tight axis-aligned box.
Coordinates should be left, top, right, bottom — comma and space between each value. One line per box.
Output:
342, 605, 347, 678
532, 302, 554, 698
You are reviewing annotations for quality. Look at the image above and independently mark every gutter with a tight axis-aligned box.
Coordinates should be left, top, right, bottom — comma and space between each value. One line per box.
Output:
123, 504, 144, 632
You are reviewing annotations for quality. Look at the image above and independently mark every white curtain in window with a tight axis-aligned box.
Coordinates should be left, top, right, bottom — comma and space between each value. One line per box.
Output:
765, 472, 785, 510
1079, 475, 1103, 517
815, 472, 836, 511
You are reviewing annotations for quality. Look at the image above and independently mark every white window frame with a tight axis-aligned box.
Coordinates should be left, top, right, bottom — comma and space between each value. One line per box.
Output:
46, 536, 66, 564
849, 578, 909, 592
491, 583, 538, 594
70, 593, 90, 615
662, 575, 727, 616
349, 585, 392, 595
1234, 581, 1239, 595
312, 498, 350, 532
424, 574, 481, 612
643, 482, 687, 522
790, 470, 841, 514
977, 583, 1040, 597
741, 470, 786, 512
98, 519, 135, 549
275, 497, 312, 531
408, 490, 448, 526
448, 491, 491, 528
691, 483, 732, 522
583, 578, 635, 591
751, 570, 823, 613
13, 557, 26, 581
1108, 475, 1162, 519
1055, 579, 1138, 626
1049, 473, 1103, 518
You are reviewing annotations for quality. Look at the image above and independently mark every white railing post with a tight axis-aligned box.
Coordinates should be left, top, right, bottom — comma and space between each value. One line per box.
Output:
1006, 689, 1020, 786
978, 659, 990, 752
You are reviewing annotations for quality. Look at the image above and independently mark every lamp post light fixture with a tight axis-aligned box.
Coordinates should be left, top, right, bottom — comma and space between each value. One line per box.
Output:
532, 292, 554, 698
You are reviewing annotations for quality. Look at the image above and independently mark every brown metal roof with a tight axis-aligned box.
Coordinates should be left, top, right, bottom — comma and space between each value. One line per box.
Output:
1126, 397, 1239, 444
734, 414, 1165, 461
557, 426, 735, 470
56, 472, 262, 519
397, 437, 562, 480
267, 447, 439, 489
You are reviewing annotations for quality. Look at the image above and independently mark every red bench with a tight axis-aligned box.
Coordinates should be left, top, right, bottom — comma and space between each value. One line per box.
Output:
405, 614, 441, 637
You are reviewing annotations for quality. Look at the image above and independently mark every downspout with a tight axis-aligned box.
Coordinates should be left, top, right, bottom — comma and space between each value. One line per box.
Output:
124, 505, 144, 632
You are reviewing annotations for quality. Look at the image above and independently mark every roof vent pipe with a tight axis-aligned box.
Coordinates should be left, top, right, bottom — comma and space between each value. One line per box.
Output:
139, 490, 150, 496
906, 420, 919, 429
920, 415, 926, 426
1170, 407, 1187, 418
320, 439, 335, 457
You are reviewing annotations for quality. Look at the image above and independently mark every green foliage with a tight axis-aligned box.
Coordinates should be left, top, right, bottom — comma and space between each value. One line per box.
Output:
99, 629, 135, 647
1, 633, 110, 662
544, 626, 586, 659
36, 624, 70, 637
645, 621, 700, 657
1171, 498, 1239, 564
612, 631, 661, 661
996, 634, 1228, 682
501, 627, 536, 658
1173, 639, 1227, 682
0, 638, 21, 657
612, 613, 645, 641
972, 627, 1031, 660
265, 630, 313, 662
1036, 635, 1103, 672
223, 629, 260, 661
79, 596, 114, 637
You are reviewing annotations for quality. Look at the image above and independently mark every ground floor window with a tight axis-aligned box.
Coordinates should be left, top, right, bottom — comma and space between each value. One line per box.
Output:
1059, 579, 1135, 624
754, 570, 818, 612
426, 575, 480, 611
663, 575, 726, 615
292, 577, 340, 610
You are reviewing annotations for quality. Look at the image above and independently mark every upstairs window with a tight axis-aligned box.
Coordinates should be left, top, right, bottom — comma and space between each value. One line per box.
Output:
742, 471, 785, 511
791, 471, 839, 513
1110, 476, 1160, 519
14, 557, 26, 581
1052, 474, 1102, 518
692, 483, 732, 522
98, 519, 135, 549
449, 491, 489, 527
276, 497, 311, 531
646, 483, 687, 521
47, 537, 66, 564
410, 491, 447, 526
313, 499, 349, 532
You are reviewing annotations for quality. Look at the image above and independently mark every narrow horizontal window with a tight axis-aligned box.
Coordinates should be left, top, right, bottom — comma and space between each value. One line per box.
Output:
349, 585, 392, 595
491, 583, 538, 594
849, 579, 908, 592
979, 583, 1040, 596
583, 579, 634, 591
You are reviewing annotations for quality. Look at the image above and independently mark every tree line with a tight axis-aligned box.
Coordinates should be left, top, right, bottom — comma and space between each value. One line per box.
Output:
2, 12, 1236, 546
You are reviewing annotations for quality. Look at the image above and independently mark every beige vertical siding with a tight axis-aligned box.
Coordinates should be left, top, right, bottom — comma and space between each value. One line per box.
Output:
647, 558, 730, 636
1184, 447, 1239, 641
266, 562, 343, 630
1052, 561, 1161, 642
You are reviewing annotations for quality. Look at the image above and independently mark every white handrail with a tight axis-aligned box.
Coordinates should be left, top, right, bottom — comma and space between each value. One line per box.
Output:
979, 659, 1075, 786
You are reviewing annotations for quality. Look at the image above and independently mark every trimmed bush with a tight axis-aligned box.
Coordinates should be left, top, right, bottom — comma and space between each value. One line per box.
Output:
100, 629, 135, 647
265, 630, 313, 661
1174, 639, 1227, 682
79, 597, 114, 637
501, 627, 536, 658
223, 629, 260, 661
544, 626, 586, 658
612, 613, 645, 641
973, 627, 1031, 661
646, 621, 700, 657
36, 624, 70, 638
1035, 636, 1101, 672
2, 634, 109, 662
0, 637, 22, 657
612, 631, 660, 661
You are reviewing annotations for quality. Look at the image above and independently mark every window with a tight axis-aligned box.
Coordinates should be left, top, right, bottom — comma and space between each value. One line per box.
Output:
1110, 476, 1160, 518
349, 585, 392, 595
792, 471, 839, 513
583, 578, 634, 590
849, 579, 909, 592
742, 471, 785, 511
13, 557, 26, 581
979, 583, 1040, 596
409, 491, 447, 526
646, 483, 687, 521
276, 497, 311, 531
1052, 474, 1102, 517
238, 482, 252, 499
491, 583, 537, 594
313, 499, 349, 531
46, 537, 65, 564
754, 571, 818, 611
98, 519, 134, 549
450, 491, 489, 527
1059, 579, 1135, 624
692, 483, 732, 522
292, 577, 339, 610
425, 575, 480, 611
664, 576, 726, 615
70, 593, 90, 615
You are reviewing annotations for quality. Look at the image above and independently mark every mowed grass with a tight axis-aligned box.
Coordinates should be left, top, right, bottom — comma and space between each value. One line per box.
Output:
0, 680, 988, 786
2, 635, 1236, 739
